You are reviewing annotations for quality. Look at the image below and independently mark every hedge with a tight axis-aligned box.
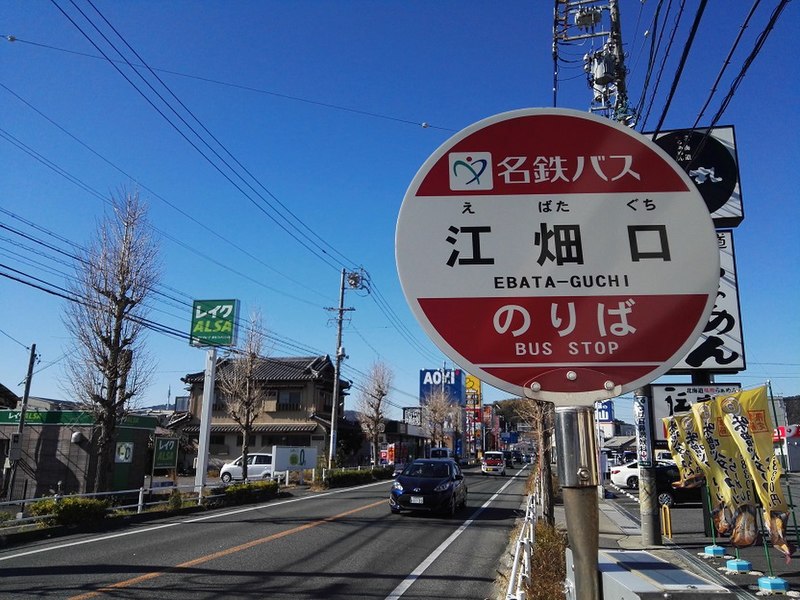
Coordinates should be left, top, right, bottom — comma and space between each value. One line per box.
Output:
324, 466, 395, 488
27, 497, 110, 527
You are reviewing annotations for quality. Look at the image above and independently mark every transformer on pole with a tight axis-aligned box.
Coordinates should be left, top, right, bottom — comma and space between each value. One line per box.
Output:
553, 0, 634, 125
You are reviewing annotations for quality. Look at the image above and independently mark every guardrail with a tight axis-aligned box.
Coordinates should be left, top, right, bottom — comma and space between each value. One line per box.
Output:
506, 491, 538, 600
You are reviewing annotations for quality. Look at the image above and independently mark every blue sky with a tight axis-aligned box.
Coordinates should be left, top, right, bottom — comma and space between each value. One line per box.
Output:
1, 1, 797, 424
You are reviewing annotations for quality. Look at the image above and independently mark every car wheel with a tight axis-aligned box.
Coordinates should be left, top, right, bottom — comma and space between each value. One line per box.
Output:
626, 475, 639, 489
502, 470, 506, 477
221, 472, 232, 483
461, 490, 467, 509
658, 492, 674, 507
447, 496, 457, 517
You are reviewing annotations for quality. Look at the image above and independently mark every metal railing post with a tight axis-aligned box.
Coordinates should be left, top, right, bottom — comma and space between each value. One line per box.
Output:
137, 487, 145, 514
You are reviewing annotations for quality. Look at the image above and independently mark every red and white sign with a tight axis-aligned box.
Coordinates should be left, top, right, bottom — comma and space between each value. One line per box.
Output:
396, 108, 720, 406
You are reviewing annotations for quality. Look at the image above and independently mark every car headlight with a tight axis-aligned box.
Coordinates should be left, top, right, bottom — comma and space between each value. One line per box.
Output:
433, 481, 451, 493
392, 481, 404, 492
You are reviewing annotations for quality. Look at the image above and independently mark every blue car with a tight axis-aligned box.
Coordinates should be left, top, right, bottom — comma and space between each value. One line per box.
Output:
389, 459, 468, 516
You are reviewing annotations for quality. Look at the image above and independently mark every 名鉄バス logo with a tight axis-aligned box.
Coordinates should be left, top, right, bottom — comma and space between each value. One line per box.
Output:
449, 152, 493, 191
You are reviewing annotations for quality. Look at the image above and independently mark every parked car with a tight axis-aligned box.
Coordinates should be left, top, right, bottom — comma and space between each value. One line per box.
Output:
654, 449, 676, 463
389, 459, 468, 516
481, 451, 506, 476
655, 464, 703, 507
511, 450, 524, 464
503, 450, 514, 467
219, 452, 276, 483
610, 460, 672, 489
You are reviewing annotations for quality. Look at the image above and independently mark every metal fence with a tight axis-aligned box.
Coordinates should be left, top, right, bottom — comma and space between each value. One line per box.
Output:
506, 490, 538, 600
0, 480, 243, 533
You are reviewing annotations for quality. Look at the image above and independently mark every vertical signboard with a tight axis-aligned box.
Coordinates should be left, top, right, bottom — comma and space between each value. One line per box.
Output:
633, 394, 653, 467
669, 230, 745, 373
190, 299, 240, 347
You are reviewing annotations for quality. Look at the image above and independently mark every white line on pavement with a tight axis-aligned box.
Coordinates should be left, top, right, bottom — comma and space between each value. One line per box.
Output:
384, 472, 522, 600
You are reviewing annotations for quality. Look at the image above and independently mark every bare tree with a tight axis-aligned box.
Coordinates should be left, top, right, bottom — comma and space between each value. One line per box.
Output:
422, 388, 457, 449
216, 310, 268, 481
514, 398, 556, 525
63, 191, 159, 492
356, 361, 393, 466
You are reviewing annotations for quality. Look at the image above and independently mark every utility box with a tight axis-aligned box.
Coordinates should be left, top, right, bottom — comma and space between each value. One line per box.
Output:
565, 548, 734, 599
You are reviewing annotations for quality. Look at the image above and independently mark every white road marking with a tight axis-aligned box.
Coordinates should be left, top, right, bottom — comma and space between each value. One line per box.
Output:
0, 479, 390, 562
384, 470, 522, 600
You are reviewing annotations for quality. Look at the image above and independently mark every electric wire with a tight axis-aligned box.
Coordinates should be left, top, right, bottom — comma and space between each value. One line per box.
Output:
5, 9, 457, 366
49, 0, 345, 272
2, 35, 453, 132
638, 0, 686, 133
1, 121, 440, 365
633, 0, 671, 130
0, 129, 323, 308
650, 0, 709, 137
0, 82, 330, 302
82, 0, 359, 272
690, 0, 762, 130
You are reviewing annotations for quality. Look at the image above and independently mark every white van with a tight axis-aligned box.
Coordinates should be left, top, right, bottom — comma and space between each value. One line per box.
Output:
220, 453, 277, 483
428, 447, 453, 460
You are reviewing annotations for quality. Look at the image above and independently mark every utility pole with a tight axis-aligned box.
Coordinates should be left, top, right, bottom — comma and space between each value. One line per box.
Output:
327, 268, 367, 469
553, 0, 634, 125
4, 343, 37, 501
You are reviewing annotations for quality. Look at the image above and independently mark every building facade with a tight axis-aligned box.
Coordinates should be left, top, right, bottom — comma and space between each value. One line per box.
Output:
180, 355, 345, 469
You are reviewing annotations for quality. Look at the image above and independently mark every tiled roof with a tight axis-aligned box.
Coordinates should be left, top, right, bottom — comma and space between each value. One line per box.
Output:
182, 422, 319, 434
182, 355, 332, 384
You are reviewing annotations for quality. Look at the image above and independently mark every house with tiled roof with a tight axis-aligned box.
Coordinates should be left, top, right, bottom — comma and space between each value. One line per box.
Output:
180, 355, 347, 469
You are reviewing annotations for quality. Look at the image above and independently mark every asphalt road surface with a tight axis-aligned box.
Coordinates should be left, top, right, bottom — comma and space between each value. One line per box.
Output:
0, 466, 529, 600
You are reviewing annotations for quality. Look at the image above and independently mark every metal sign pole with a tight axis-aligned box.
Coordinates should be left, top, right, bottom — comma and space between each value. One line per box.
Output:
555, 405, 599, 600
194, 347, 217, 496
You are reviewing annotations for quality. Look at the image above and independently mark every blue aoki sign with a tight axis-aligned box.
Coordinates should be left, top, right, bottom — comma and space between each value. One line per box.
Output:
419, 368, 466, 406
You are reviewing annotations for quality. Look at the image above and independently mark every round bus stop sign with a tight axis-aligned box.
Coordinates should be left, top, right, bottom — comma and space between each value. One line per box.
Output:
395, 108, 720, 406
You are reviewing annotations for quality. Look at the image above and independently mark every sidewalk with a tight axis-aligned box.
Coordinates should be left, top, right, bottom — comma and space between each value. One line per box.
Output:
554, 486, 800, 598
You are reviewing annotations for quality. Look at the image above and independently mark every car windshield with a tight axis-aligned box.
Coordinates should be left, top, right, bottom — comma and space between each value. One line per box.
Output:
404, 462, 450, 478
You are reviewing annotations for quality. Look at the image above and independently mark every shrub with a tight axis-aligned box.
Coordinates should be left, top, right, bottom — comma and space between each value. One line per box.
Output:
322, 466, 394, 488
167, 489, 184, 512
523, 521, 567, 600
223, 480, 279, 505
28, 497, 110, 527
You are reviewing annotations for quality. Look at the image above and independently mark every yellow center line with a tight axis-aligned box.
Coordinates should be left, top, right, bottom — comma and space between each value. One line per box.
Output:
69, 499, 386, 600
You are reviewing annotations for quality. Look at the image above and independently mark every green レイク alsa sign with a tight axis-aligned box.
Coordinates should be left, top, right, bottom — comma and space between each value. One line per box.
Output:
153, 437, 179, 470
190, 299, 239, 347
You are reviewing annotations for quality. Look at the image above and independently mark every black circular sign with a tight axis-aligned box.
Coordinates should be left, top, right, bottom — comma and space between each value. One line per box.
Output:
654, 130, 737, 214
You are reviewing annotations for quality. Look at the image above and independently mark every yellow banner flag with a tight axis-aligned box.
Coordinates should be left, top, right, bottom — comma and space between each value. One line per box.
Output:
692, 400, 757, 545
721, 386, 792, 561
662, 415, 704, 487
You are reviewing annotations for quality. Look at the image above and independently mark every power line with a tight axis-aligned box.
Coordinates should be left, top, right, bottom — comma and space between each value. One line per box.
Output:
0, 82, 331, 302
2, 35, 454, 132
49, 0, 354, 272
650, 0, 709, 137
0, 327, 29, 350
690, 0, 762, 129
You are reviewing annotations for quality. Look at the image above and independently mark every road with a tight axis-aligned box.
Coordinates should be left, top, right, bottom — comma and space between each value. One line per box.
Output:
0, 466, 529, 600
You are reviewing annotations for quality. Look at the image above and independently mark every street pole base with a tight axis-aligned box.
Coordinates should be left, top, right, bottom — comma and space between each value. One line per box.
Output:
758, 576, 790, 592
